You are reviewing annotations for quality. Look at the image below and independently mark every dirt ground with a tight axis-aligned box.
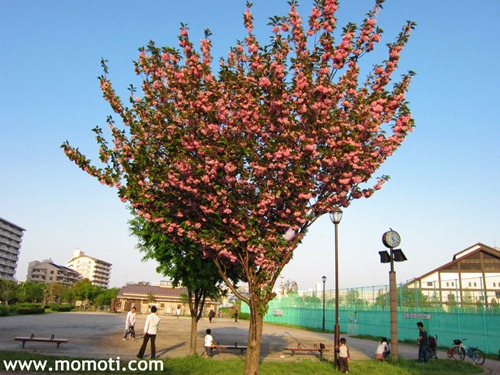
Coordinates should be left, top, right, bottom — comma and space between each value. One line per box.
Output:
1, 312, 498, 373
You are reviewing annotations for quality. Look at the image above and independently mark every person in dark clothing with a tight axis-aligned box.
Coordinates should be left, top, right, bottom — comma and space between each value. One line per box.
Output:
416, 321, 429, 363
208, 309, 215, 323
428, 335, 438, 359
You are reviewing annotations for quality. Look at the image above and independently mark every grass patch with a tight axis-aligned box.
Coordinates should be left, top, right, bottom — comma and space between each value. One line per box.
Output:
0, 351, 483, 374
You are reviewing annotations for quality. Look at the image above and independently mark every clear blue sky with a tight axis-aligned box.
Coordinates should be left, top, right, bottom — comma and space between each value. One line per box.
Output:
1, 0, 498, 290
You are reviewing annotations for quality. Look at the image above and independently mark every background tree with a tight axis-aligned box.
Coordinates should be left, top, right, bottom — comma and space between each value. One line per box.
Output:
0, 280, 17, 305
46, 282, 66, 304
146, 292, 156, 305
72, 279, 99, 308
375, 286, 431, 309
130, 215, 233, 355
62, 0, 415, 372
61, 285, 75, 304
490, 298, 499, 312
303, 294, 321, 305
447, 293, 458, 310
283, 279, 299, 294
398, 286, 431, 309
94, 287, 119, 309
16, 282, 45, 303
345, 289, 364, 308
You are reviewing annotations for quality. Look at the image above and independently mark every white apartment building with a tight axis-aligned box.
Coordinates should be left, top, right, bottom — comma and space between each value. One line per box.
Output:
66, 250, 112, 288
0, 217, 25, 281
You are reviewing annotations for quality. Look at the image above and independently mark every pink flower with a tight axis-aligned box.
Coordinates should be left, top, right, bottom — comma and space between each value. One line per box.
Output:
283, 228, 296, 241
259, 77, 271, 88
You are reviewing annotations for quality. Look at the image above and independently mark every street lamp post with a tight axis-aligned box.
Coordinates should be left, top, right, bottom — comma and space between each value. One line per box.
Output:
329, 207, 343, 366
379, 229, 407, 361
322, 275, 327, 332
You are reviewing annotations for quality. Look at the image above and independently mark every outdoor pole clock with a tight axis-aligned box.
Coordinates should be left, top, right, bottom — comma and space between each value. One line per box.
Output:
382, 229, 401, 249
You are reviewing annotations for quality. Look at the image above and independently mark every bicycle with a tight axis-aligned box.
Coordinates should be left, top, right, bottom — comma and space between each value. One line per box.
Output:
446, 339, 485, 365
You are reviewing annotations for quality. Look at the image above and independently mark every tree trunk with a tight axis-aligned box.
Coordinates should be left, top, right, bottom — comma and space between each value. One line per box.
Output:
189, 314, 198, 355
244, 302, 264, 375
188, 288, 205, 355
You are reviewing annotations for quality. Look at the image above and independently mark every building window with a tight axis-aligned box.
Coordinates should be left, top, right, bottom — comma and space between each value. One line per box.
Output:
468, 282, 471, 287
446, 282, 449, 287
474, 282, 477, 287
427, 282, 433, 287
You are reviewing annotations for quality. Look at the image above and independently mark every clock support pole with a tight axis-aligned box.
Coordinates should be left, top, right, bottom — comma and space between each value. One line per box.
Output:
389, 252, 399, 360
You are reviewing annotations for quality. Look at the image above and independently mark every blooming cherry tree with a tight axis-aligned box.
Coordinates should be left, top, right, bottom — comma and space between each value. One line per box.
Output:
62, 0, 415, 373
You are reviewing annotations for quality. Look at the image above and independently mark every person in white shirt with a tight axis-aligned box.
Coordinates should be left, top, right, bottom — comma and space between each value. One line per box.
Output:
375, 337, 391, 360
202, 328, 214, 357
137, 306, 161, 359
123, 307, 136, 340
337, 337, 350, 373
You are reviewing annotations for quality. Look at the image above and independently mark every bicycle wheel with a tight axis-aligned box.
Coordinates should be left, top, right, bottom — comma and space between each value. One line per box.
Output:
471, 348, 485, 365
452, 347, 465, 361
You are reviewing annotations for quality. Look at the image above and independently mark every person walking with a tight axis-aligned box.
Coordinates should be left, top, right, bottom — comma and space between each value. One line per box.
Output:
123, 306, 136, 341
137, 306, 161, 359
208, 309, 215, 323
416, 321, 429, 364
233, 309, 238, 324
338, 337, 350, 373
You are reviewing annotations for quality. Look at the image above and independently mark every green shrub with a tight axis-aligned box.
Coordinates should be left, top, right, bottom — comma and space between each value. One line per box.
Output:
238, 311, 250, 320
16, 306, 45, 315
0, 305, 9, 316
50, 304, 74, 312
15, 303, 39, 308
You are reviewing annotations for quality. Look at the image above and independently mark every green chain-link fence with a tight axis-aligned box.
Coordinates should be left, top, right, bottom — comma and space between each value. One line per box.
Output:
242, 282, 500, 354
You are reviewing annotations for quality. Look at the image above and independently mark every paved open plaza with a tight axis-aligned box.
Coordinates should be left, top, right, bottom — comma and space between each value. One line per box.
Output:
1, 312, 498, 373
1, 312, 343, 361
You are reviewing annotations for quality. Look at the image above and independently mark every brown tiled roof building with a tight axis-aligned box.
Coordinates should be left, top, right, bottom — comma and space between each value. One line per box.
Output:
115, 283, 219, 316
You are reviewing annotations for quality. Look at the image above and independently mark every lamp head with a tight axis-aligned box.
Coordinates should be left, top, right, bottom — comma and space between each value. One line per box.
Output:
379, 251, 391, 263
393, 249, 407, 262
329, 207, 343, 224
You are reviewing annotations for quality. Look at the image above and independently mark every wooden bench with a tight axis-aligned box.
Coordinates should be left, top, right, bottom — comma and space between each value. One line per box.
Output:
284, 343, 330, 358
210, 342, 247, 355
15, 334, 69, 349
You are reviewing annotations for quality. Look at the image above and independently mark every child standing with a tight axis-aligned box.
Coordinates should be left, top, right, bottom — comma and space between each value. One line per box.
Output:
123, 306, 136, 341
203, 329, 214, 357
338, 337, 350, 373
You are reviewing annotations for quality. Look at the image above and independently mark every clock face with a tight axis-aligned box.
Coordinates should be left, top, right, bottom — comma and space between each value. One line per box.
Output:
383, 230, 401, 248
